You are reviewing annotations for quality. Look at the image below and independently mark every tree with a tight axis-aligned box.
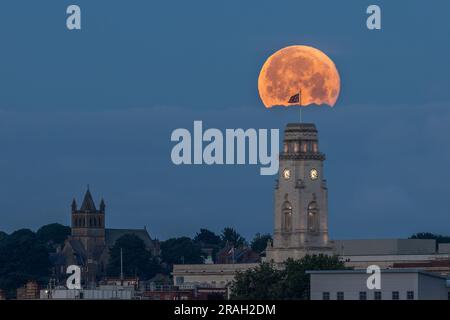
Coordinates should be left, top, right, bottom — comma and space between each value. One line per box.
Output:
0, 231, 7, 242
0, 229, 51, 298
251, 233, 272, 254
230, 254, 347, 300
282, 255, 347, 299
160, 237, 203, 266
231, 263, 283, 299
36, 223, 71, 248
221, 227, 247, 248
194, 229, 221, 247
106, 234, 159, 280
410, 232, 450, 243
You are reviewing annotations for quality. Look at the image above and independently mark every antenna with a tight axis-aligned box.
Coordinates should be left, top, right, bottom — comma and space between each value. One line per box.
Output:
120, 248, 124, 284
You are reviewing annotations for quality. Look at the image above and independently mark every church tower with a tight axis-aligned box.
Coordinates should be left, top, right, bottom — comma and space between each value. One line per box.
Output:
266, 123, 334, 263
71, 186, 106, 256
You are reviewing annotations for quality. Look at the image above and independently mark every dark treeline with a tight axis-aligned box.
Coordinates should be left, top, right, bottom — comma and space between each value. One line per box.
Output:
0, 224, 271, 298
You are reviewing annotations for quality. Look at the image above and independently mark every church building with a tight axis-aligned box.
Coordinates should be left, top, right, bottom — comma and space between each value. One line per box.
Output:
59, 187, 159, 283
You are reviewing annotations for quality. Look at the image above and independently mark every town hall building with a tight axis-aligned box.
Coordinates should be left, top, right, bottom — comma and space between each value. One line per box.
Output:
265, 123, 334, 263
174, 122, 450, 291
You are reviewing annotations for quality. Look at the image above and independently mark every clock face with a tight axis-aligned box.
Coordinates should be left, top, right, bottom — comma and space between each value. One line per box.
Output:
310, 168, 319, 180
282, 168, 291, 180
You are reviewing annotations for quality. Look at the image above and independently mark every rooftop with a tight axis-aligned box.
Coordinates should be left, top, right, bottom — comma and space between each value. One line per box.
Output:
306, 268, 447, 280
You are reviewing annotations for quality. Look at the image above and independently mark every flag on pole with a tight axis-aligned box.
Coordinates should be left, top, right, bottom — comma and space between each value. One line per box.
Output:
288, 93, 300, 104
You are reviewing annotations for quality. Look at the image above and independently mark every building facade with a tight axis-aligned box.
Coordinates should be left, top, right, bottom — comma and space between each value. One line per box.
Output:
172, 263, 258, 289
308, 269, 448, 300
58, 187, 159, 283
266, 123, 334, 263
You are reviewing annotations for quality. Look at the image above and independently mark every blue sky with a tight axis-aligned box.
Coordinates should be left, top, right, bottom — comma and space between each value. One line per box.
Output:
1, 0, 450, 241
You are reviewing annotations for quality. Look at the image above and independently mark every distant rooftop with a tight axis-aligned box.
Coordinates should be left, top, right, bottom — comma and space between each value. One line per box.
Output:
306, 268, 446, 280
333, 238, 437, 256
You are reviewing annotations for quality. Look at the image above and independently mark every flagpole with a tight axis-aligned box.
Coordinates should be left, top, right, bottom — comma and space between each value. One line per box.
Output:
299, 89, 302, 124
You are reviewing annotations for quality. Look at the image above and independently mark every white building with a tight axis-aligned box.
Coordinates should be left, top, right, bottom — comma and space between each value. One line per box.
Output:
172, 263, 258, 289
308, 269, 448, 300
40, 285, 136, 300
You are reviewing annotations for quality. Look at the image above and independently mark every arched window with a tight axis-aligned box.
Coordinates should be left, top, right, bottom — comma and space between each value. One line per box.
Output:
282, 200, 293, 232
308, 201, 319, 233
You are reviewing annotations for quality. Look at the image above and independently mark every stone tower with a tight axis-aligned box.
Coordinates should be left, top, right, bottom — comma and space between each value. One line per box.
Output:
266, 123, 334, 263
71, 186, 106, 256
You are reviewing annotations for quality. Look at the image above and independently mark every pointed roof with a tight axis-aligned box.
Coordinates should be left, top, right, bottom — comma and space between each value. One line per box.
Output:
80, 187, 97, 212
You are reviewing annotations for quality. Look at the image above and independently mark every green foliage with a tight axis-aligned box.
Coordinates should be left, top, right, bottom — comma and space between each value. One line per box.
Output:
221, 227, 247, 248
36, 223, 71, 248
107, 234, 159, 280
250, 233, 272, 254
194, 229, 222, 246
230, 254, 347, 300
0, 229, 51, 298
410, 232, 450, 243
231, 263, 283, 299
0, 231, 7, 242
161, 237, 203, 265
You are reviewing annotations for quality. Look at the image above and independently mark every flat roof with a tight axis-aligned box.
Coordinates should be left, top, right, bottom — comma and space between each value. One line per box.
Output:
306, 268, 446, 280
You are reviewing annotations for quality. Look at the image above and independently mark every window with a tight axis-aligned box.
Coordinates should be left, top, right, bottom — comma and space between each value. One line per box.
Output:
322, 292, 330, 300
337, 292, 344, 300
282, 199, 293, 232
392, 291, 399, 300
407, 291, 414, 300
447, 292, 450, 300
374, 291, 382, 300
175, 277, 184, 285
359, 292, 367, 300
307, 201, 319, 232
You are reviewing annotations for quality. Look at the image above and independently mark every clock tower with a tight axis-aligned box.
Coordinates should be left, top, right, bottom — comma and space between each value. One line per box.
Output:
266, 123, 334, 263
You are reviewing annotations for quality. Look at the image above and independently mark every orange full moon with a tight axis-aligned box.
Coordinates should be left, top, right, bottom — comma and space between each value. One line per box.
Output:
258, 45, 340, 108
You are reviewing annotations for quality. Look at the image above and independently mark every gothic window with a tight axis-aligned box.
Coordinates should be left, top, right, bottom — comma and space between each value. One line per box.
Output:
307, 201, 319, 233
282, 199, 293, 232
